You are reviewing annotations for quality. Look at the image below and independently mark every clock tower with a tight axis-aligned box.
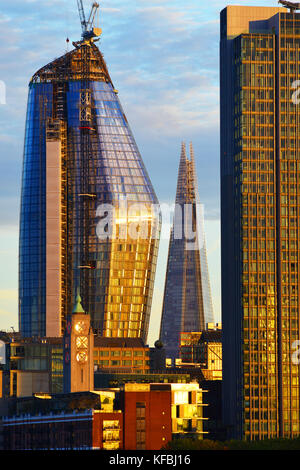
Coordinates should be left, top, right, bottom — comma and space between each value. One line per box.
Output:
63, 293, 94, 393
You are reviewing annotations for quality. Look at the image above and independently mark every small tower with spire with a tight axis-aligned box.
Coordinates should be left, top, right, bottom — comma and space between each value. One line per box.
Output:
63, 291, 94, 393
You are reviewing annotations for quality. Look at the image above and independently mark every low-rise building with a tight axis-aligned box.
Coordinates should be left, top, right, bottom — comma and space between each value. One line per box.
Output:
123, 382, 207, 450
171, 383, 208, 439
0, 334, 151, 398
8, 336, 64, 396
93, 337, 150, 374
2, 381, 208, 450
3, 408, 124, 451
94, 371, 192, 389
2, 391, 123, 450
179, 324, 222, 381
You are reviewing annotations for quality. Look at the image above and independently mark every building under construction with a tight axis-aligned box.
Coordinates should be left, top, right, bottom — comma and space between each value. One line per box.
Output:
19, 2, 160, 340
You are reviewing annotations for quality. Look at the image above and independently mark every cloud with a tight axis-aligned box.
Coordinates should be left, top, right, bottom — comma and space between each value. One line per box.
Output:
0, 0, 224, 336
0, 0, 222, 225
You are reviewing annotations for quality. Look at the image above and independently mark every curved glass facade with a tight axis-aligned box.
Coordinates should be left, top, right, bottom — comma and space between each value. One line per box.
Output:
19, 84, 53, 337
19, 42, 160, 340
159, 143, 214, 361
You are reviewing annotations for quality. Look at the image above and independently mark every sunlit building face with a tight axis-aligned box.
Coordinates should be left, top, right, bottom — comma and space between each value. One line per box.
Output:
221, 6, 300, 440
19, 30, 160, 341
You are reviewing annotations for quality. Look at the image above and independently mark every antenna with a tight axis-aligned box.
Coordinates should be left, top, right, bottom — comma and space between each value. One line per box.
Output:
279, 0, 300, 13
76, 0, 102, 41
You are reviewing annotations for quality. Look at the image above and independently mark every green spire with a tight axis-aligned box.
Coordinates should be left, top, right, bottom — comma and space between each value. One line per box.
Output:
72, 291, 85, 314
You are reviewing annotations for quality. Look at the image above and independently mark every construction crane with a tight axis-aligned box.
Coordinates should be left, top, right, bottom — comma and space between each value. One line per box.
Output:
279, 0, 300, 13
77, 0, 102, 40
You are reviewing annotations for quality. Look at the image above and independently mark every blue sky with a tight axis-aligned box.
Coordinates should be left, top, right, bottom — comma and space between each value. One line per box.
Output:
0, 0, 275, 344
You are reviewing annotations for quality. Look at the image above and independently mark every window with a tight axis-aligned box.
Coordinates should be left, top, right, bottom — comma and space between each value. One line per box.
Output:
122, 350, 132, 357
122, 360, 132, 366
136, 402, 146, 450
110, 350, 120, 357
111, 360, 120, 366
134, 351, 143, 357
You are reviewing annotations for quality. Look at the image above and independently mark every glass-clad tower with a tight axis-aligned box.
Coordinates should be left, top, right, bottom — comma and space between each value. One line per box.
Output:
159, 143, 214, 361
221, 5, 300, 440
19, 19, 160, 340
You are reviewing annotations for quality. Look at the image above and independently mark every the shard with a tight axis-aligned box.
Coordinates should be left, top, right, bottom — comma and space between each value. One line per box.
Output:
19, 4, 160, 341
159, 143, 214, 361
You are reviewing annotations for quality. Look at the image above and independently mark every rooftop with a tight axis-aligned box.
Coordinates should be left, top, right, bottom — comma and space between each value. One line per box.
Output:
94, 337, 147, 349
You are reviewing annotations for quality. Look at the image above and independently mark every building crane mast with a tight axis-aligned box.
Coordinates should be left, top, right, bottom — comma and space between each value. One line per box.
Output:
77, 0, 101, 40
77, 0, 87, 32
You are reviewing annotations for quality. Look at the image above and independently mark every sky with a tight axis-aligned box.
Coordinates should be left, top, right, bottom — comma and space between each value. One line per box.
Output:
0, 0, 275, 344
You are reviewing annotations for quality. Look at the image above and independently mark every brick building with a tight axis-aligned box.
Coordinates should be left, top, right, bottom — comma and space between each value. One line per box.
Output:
122, 382, 207, 450
123, 383, 172, 450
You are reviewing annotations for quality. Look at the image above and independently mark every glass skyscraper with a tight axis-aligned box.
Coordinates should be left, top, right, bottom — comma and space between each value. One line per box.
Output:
159, 142, 214, 362
19, 27, 160, 340
221, 5, 300, 440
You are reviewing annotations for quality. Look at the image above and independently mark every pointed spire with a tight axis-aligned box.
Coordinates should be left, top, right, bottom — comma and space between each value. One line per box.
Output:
176, 141, 200, 204
179, 141, 188, 170
175, 142, 188, 204
72, 289, 85, 314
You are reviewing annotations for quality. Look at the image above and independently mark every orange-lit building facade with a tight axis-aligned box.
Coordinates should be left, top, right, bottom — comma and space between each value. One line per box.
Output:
123, 383, 172, 450
221, 5, 300, 440
123, 383, 207, 450
93, 337, 150, 374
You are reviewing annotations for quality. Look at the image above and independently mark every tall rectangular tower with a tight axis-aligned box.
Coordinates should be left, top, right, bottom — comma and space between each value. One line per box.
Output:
221, 4, 300, 440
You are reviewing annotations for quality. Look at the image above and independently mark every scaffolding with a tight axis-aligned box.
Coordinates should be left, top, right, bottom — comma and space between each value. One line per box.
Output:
30, 19, 112, 332
21, 1, 160, 340
77, 41, 98, 316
